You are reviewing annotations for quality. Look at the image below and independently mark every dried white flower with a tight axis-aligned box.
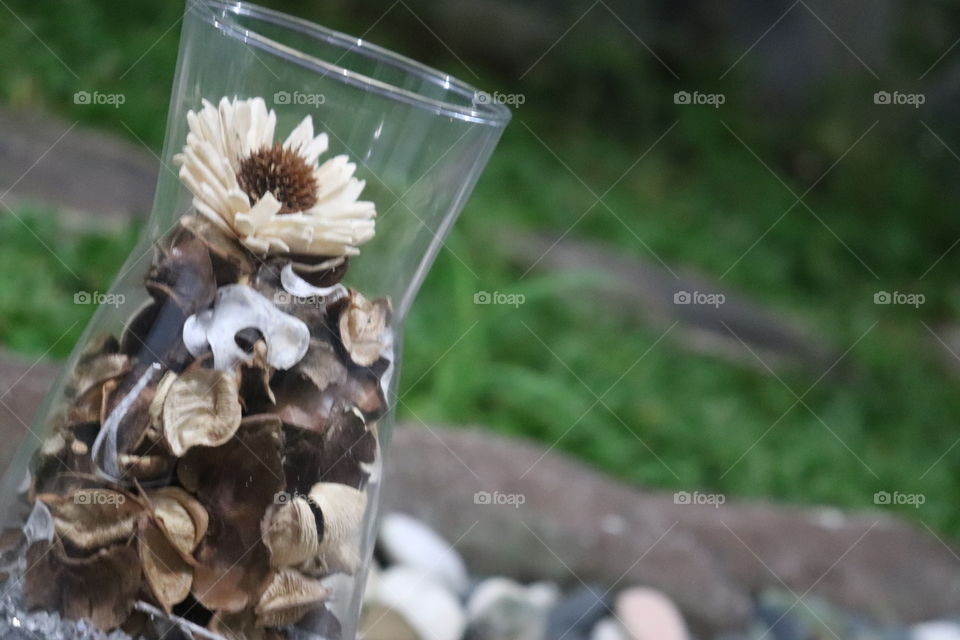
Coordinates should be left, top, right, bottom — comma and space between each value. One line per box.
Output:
183, 284, 310, 371
175, 96, 376, 256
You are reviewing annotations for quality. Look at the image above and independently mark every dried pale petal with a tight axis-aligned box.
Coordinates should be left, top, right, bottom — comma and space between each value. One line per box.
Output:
148, 486, 209, 556
255, 568, 331, 628
162, 368, 242, 456
139, 522, 193, 613
304, 482, 368, 576
339, 291, 390, 367
262, 496, 320, 568
183, 284, 310, 371
42, 488, 142, 551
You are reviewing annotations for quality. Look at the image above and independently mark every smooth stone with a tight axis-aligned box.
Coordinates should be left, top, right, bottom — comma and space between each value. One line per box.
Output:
379, 512, 470, 595
371, 567, 466, 640
466, 577, 555, 640
591, 617, 630, 640
546, 585, 613, 640
912, 621, 960, 640
360, 604, 419, 640
615, 587, 690, 640
755, 590, 812, 640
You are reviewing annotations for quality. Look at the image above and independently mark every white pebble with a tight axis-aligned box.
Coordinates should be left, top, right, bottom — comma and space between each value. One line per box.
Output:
912, 621, 960, 640
373, 567, 466, 640
591, 617, 629, 640
615, 587, 689, 640
379, 512, 470, 595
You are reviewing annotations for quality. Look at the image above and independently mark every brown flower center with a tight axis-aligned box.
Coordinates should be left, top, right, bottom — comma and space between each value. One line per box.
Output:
237, 144, 318, 214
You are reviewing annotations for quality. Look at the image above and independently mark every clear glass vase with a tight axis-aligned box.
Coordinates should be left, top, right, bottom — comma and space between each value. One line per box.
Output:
0, 1, 509, 638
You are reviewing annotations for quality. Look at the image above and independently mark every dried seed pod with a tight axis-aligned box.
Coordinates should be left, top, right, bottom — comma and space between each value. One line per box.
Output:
178, 415, 284, 613
303, 482, 368, 576
262, 496, 321, 568
338, 291, 390, 367
25, 539, 141, 630
119, 300, 191, 370
139, 521, 192, 613
148, 487, 209, 558
208, 609, 286, 640
139, 488, 209, 613
283, 254, 348, 287
282, 406, 377, 492
161, 367, 242, 456
41, 488, 142, 552
67, 352, 131, 401
92, 364, 165, 481
296, 340, 348, 392
183, 284, 310, 371
177, 214, 256, 286
145, 233, 217, 316
255, 568, 331, 628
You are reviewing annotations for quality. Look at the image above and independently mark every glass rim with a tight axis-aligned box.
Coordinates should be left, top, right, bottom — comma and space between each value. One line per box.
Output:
190, 0, 513, 127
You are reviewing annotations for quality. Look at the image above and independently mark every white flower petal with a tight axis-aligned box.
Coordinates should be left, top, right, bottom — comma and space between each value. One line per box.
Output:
284, 116, 314, 153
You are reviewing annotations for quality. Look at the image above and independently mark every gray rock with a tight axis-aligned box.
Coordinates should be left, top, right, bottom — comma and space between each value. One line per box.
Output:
546, 585, 612, 640
382, 426, 960, 634
465, 577, 555, 640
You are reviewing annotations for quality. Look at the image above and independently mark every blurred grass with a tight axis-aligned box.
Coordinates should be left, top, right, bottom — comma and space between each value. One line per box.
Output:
0, 0, 959, 538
